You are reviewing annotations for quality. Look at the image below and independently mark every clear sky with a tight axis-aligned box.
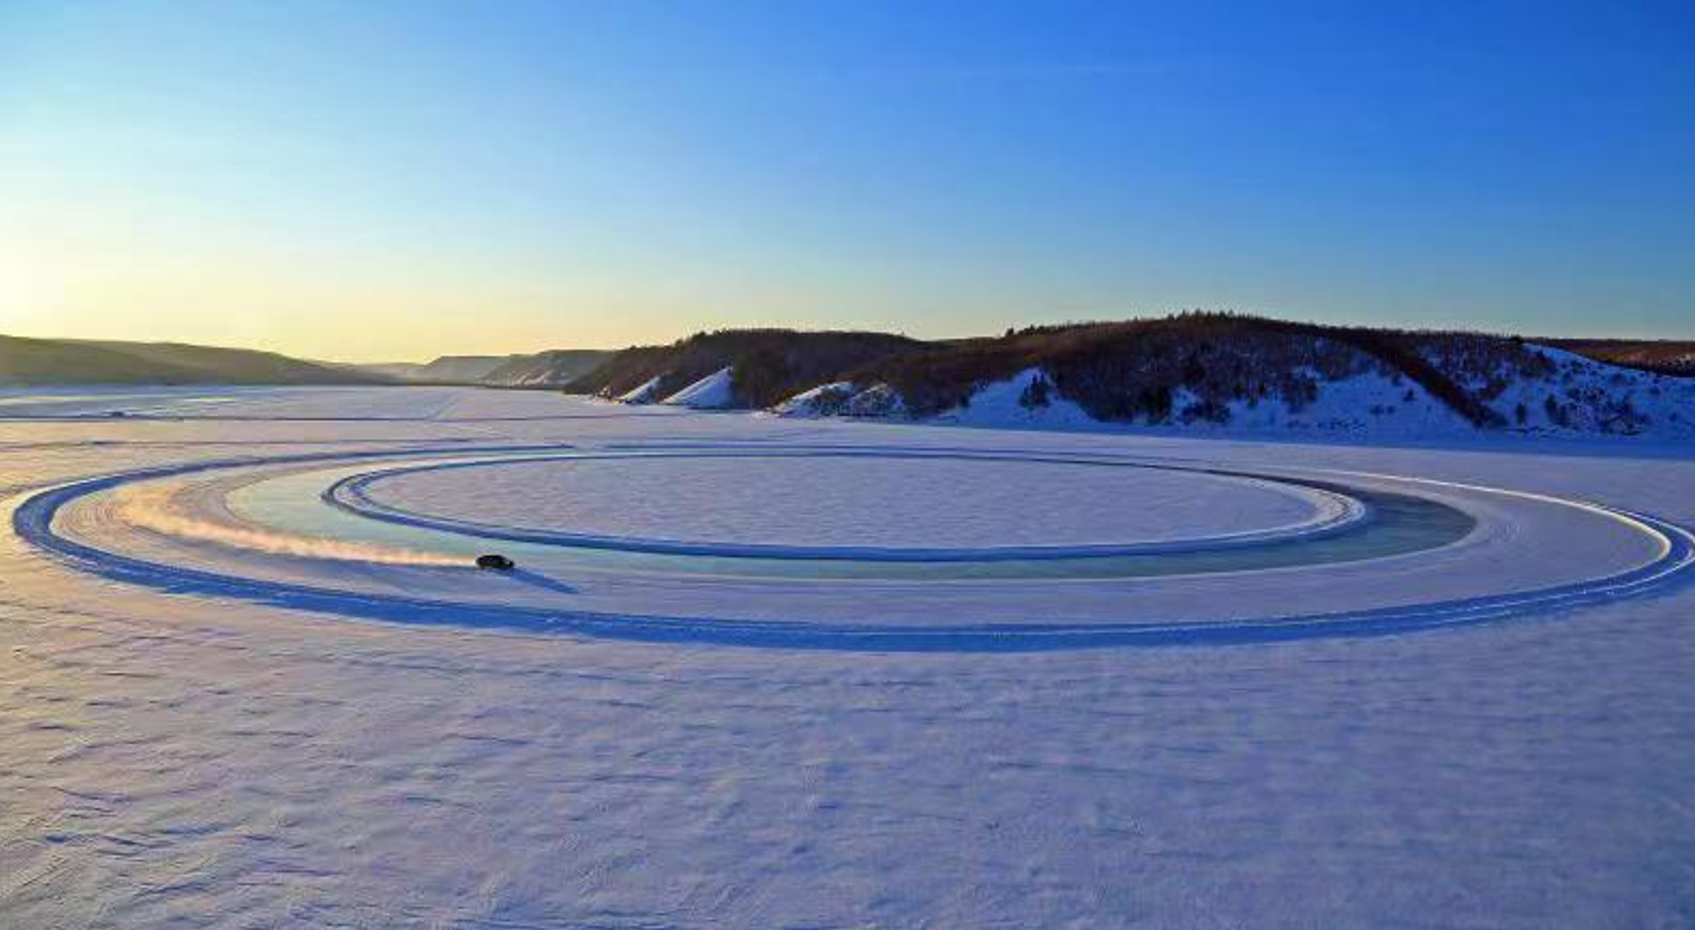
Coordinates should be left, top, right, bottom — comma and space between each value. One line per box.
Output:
2, 1, 1691, 361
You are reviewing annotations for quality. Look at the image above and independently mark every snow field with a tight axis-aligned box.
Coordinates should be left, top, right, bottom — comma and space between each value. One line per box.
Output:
2, 385, 1693, 928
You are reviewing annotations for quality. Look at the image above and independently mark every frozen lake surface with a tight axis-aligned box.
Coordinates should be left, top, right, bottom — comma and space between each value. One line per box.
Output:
2, 386, 1693, 928
349, 452, 1331, 550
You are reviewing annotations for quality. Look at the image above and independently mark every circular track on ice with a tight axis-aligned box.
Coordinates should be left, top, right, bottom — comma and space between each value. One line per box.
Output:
12, 443, 1695, 651
325, 450, 1369, 561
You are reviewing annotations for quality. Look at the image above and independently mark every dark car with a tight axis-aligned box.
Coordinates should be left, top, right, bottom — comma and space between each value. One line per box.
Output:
476, 554, 516, 571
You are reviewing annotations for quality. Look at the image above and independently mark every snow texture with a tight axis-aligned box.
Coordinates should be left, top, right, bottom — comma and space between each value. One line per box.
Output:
347, 452, 1343, 551
2, 385, 1694, 930
616, 373, 667, 403
1481, 345, 1695, 437
660, 366, 735, 408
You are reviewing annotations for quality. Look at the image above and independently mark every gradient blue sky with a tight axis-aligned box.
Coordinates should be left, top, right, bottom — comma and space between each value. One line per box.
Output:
2, 0, 1691, 360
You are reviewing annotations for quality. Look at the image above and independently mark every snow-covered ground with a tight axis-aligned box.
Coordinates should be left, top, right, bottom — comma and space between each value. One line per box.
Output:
3, 385, 1694, 929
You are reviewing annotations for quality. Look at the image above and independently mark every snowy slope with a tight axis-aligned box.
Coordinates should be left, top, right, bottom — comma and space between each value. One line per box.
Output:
919, 367, 1476, 437
931, 368, 1112, 430
777, 347, 1695, 441
1472, 344, 1695, 438
615, 373, 667, 403
660, 367, 735, 408
772, 381, 851, 417
482, 350, 613, 387
413, 354, 519, 383
1199, 368, 1473, 437
773, 381, 905, 418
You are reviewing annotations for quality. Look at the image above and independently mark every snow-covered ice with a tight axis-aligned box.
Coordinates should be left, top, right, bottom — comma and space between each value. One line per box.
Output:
346, 452, 1342, 551
3, 385, 1694, 929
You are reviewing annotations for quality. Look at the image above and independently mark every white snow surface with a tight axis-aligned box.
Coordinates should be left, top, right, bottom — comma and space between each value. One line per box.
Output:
2, 385, 1694, 929
835, 365, 1480, 438
351, 453, 1333, 550
776, 380, 905, 418
660, 367, 735, 408
771, 380, 855, 417
1486, 344, 1695, 437
934, 367, 1101, 429
616, 373, 667, 403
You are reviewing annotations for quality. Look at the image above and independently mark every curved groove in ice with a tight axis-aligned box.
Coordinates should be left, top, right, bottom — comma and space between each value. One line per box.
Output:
12, 444, 1695, 651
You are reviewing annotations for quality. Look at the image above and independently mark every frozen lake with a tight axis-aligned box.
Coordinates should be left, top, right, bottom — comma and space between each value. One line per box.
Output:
2, 385, 1693, 928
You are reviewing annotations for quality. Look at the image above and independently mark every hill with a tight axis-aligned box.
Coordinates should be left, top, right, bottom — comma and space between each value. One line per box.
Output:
1548, 339, 1695, 377
1, 335, 387, 386
481, 350, 613, 387
350, 355, 520, 383
348, 351, 613, 386
349, 361, 432, 381
565, 330, 926, 408
587, 315, 1695, 440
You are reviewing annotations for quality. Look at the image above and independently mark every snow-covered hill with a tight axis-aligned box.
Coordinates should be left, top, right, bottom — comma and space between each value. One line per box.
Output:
353, 351, 612, 386
616, 374, 667, 404
481, 350, 613, 387
1437, 345, 1693, 437
660, 367, 735, 409
774, 344, 1695, 440
567, 329, 924, 407
592, 317, 1693, 442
